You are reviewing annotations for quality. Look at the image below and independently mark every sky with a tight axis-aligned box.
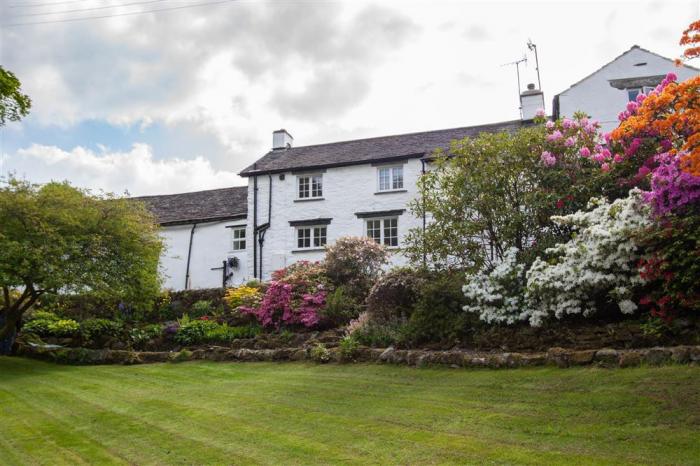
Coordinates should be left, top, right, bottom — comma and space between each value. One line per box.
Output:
1, 0, 698, 195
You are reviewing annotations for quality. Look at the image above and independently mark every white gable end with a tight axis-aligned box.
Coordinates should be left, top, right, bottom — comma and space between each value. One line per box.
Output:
555, 46, 698, 132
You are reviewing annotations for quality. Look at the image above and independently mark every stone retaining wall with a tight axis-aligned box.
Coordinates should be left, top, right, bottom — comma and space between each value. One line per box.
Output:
15, 344, 700, 369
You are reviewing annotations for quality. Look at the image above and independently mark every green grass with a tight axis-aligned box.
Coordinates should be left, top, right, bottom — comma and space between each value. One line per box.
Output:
0, 358, 698, 465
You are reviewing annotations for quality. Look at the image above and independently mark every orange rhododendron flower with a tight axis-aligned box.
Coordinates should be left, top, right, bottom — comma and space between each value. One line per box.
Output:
611, 75, 700, 176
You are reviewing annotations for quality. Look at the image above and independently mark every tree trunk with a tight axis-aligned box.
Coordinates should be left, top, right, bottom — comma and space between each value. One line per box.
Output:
0, 313, 16, 355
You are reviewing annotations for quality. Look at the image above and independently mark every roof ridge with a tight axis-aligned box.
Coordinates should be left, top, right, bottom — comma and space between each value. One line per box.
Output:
133, 185, 247, 200
280, 118, 524, 151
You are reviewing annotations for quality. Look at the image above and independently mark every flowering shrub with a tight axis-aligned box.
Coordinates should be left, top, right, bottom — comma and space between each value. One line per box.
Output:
525, 190, 651, 326
324, 237, 388, 299
607, 73, 700, 214
345, 311, 370, 336
310, 343, 331, 363
224, 285, 262, 310
464, 191, 651, 326
636, 214, 700, 321
463, 248, 529, 325
242, 261, 328, 329
366, 268, 425, 322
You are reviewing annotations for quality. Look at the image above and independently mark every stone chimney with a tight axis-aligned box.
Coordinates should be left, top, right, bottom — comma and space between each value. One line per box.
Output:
272, 129, 293, 150
520, 83, 545, 120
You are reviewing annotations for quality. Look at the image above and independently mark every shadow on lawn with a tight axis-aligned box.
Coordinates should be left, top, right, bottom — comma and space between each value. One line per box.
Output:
0, 356, 78, 381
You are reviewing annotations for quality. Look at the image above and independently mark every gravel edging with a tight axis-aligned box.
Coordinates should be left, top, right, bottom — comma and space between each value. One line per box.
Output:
14, 344, 700, 368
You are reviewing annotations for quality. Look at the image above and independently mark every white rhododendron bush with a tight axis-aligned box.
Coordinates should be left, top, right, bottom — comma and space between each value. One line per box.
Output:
464, 190, 652, 326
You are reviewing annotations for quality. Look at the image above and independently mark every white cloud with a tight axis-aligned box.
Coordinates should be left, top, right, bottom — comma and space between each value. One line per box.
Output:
1, 0, 698, 194
5, 144, 242, 196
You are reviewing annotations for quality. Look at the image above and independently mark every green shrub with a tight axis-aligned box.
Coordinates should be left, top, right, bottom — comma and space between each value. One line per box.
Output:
353, 318, 408, 348
310, 343, 331, 363
80, 318, 123, 341
23, 317, 80, 337
321, 286, 362, 327
27, 310, 60, 322
403, 272, 474, 346
203, 323, 260, 343
21, 311, 60, 335
190, 300, 214, 319
22, 318, 53, 335
129, 324, 163, 346
338, 335, 359, 361
175, 319, 260, 346
174, 319, 219, 345
366, 268, 426, 322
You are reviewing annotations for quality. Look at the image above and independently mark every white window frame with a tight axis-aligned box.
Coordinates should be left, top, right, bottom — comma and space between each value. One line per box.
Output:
365, 217, 399, 247
297, 174, 323, 199
295, 225, 327, 249
377, 166, 404, 192
231, 226, 246, 251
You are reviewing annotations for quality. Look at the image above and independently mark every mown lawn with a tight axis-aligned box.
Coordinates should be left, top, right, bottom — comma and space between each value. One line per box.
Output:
0, 358, 698, 465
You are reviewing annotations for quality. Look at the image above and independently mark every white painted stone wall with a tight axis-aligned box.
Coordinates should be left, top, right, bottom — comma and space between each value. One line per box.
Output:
159, 219, 250, 290
557, 47, 697, 133
246, 158, 425, 280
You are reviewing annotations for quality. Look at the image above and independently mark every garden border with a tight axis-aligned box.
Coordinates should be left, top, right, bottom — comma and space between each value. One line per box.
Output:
14, 343, 700, 369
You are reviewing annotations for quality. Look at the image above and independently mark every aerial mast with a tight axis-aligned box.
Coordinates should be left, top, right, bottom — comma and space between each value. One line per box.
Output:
501, 55, 528, 117
527, 39, 542, 90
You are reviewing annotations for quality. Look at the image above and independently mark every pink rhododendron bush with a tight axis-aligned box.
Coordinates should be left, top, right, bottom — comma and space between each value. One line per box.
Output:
241, 238, 389, 330
240, 261, 329, 329
464, 72, 700, 327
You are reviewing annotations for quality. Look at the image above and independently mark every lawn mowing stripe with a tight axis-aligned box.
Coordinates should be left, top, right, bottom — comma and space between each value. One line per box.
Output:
6, 362, 640, 464
5, 379, 262, 465
8, 362, 692, 464
6, 362, 576, 464
0, 385, 133, 465
2, 358, 699, 465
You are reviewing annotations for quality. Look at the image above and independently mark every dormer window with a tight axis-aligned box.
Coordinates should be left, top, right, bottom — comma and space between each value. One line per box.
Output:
298, 174, 323, 199
377, 166, 403, 191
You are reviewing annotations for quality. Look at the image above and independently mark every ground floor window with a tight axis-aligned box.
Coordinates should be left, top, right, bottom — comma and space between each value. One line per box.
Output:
366, 217, 398, 247
296, 225, 327, 249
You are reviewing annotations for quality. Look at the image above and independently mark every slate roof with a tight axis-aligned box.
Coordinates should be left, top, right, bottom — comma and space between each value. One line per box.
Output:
133, 186, 248, 226
239, 119, 527, 176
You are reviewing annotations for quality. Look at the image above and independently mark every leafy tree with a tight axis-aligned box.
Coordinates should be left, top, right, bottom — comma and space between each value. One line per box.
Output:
404, 123, 607, 272
0, 178, 163, 349
0, 66, 31, 126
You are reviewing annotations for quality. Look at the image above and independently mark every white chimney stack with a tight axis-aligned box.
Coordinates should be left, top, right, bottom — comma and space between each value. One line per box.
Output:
520, 83, 545, 120
272, 129, 293, 150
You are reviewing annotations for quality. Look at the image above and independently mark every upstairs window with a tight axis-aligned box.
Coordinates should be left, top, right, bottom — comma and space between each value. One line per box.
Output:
366, 217, 398, 247
627, 87, 641, 101
298, 174, 323, 199
296, 226, 327, 249
627, 86, 655, 101
231, 227, 246, 251
377, 166, 404, 191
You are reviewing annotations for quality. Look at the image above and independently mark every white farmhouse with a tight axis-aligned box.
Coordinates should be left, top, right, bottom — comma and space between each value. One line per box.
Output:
139, 45, 698, 290
553, 45, 698, 132
135, 187, 249, 289
238, 121, 526, 281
